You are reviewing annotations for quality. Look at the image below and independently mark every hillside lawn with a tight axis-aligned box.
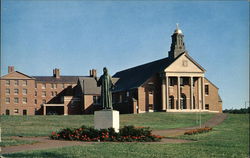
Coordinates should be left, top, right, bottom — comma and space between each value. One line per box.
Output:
1, 113, 249, 157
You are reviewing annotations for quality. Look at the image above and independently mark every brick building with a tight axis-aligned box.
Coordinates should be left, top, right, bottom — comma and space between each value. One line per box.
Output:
112, 27, 222, 113
0, 68, 101, 115
0, 27, 222, 115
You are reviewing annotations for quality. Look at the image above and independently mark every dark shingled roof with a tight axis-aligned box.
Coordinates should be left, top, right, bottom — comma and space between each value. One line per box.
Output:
113, 57, 172, 91
78, 77, 119, 95
33, 76, 84, 83
113, 52, 206, 92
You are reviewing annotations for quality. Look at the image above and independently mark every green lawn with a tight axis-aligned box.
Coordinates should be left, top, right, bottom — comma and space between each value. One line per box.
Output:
1, 112, 213, 137
2, 114, 249, 158
0, 112, 212, 147
2, 113, 249, 158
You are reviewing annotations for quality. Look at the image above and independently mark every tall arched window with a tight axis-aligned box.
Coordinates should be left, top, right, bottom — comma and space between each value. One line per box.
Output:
169, 96, 174, 109
180, 93, 187, 109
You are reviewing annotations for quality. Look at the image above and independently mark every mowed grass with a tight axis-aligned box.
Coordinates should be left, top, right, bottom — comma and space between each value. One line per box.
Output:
1, 112, 213, 137
1, 112, 213, 147
2, 114, 249, 158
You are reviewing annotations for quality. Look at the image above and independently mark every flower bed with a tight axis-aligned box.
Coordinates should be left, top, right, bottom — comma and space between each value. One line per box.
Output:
184, 127, 213, 135
50, 125, 163, 142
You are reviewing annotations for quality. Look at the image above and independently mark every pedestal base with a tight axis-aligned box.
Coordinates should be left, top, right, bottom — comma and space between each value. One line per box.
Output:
94, 110, 119, 132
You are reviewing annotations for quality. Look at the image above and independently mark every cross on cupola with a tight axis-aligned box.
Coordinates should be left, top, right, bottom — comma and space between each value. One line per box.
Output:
168, 23, 186, 60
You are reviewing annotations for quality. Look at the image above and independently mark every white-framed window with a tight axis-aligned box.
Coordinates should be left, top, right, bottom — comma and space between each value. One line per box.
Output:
51, 83, 54, 89
23, 97, 27, 104
6, 97, 10, 104
6, 88, 10, 95
42, 91, 46, 97
23, 89, 27, 95
23, 80, 27, 86
205, 104, 209, 110
54, 84, 57, 89
6, 80, 10, 86
14, 88, 19, 95
35, 99, 37, 104
205, 85, 209, 95
35, 83, 37, 89
35, 91, 37, 96
14, 109, 19, 113
42, 83, 46, 89
14, 97, 19, 103
14, 80, 19, 86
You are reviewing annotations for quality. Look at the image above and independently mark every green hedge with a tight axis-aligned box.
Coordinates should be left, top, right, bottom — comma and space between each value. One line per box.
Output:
50, 125, 162, 142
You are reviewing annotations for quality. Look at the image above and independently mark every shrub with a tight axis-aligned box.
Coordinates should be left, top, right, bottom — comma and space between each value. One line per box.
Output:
50, 125, 163, 142
184, 127, 212, 135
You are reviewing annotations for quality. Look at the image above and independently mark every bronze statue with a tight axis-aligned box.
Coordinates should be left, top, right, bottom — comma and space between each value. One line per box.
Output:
95, 67, 114, 109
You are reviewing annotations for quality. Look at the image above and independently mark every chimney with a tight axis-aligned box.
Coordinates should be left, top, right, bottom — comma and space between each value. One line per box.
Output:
53, 68, 60, 78
89, 69, 97, 77
8, 66, 14, 73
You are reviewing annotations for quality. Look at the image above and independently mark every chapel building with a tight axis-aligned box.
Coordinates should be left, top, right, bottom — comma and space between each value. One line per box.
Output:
112, 27, 222, 113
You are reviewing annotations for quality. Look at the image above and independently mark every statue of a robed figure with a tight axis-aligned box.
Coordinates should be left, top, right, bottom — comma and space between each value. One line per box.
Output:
95, 67, 114, 109
94, 67, 119, 132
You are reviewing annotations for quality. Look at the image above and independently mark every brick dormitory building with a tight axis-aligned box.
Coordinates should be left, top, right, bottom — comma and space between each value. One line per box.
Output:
0, 27, 222, 115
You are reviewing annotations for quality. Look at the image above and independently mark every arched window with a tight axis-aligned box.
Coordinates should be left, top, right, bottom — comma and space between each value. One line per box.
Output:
180, 93, 187, 109
169, 96, 174, 109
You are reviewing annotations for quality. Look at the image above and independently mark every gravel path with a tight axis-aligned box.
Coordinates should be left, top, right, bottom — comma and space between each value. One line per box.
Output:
1, 113, 227, 155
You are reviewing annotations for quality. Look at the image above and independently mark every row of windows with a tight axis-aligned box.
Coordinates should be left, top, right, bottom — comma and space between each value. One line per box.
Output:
5, 109, 27, 115
5, 97, 46, 104
5, 80, 69, 89
36, 83, 67, 89
5, 88, 28, 95
40, 91, 58, 97
5, 80, 28, 86
35, 99, 46, 104
6, 97, 28, 104
5, 89, 60, 97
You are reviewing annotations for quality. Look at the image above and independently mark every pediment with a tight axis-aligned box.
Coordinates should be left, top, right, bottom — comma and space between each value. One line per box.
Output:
1, 71, 34, 79
165, 54, 205, 73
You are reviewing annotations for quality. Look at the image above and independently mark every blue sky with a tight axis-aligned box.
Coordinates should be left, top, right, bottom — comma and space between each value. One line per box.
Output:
1, 0, 249, 110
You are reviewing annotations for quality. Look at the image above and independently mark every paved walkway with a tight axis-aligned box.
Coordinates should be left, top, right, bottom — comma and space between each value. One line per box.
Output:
152, 113, 227, 137
1, 113, 227, 155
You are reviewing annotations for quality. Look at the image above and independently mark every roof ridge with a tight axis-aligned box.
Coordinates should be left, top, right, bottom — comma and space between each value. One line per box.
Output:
113, 57, 169, 76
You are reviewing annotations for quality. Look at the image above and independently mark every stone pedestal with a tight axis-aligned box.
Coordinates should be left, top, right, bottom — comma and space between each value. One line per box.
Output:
94, 110, 119, 132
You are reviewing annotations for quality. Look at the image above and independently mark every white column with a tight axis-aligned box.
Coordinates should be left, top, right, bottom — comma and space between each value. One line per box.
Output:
177, 76, 180, 110
64, 105, 68, 115
43, 105, 46, 115
202, 77, 205, 110
161, 77, 166, 111
198, 77, 202, 110
166, 76, 169, 111
190, 77, 193, 110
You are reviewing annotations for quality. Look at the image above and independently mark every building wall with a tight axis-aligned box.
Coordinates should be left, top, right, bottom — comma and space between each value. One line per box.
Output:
82, 94, 101, 114
0, 74, 36, 115
204, 78, 222, 112
35, 82, 77, 113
